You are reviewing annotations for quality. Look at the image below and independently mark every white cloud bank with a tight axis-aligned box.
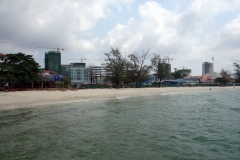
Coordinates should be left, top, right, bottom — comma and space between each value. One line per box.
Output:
0, 0, 240, 75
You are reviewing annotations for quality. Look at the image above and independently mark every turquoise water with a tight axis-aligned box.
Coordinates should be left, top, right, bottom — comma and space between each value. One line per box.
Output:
0, 89, 240, 160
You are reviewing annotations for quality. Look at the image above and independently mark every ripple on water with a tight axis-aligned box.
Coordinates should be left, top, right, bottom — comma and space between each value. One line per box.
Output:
0, 89, 240, 159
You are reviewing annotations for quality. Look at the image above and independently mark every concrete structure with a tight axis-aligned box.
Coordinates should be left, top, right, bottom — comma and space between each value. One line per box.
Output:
202, 62, 213, 75
70, 68, 89, 84
200, 72, 220, 83
92, 66, 106, 84
61, 63, 90, 83
61, 63, 87, 81
45, 51, 61, 74
166, 63, 171, 74
186, 73, 220, 84
178, 69, 191, 76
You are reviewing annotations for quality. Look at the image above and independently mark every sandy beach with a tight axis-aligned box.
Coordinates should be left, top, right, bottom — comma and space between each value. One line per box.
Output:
0, 86, 239, 110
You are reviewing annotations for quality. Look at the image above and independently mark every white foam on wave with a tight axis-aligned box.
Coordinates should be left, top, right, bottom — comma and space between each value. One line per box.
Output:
116, 96, 130, 99
141, 94, 152, 96
160, 92, 187, 96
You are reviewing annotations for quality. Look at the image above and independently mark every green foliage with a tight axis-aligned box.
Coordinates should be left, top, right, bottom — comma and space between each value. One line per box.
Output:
102, 48, 126, 88
217, 69, 231, 85
172, 70, 184, 79
233, 63, 240, 83
1, 52, 40, 85
0, 63, 11, 81
151, 54, 168, 87
127, 49, 151, 88
62, 77, 70, 88
56, 81, 64, 88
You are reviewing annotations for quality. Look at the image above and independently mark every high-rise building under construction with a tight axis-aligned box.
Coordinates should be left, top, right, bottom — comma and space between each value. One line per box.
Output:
45, 51, 61, 74
202, 62, 213, 75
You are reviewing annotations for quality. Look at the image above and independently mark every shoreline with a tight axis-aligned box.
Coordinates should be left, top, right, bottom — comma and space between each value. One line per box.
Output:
0, 86, 239, 110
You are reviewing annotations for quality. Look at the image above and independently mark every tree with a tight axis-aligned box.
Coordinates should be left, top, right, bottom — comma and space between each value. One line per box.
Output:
62, 76, 70, 88
233, 63, 240, 83
87, 64, 94, 83
102, 48, 126, 88
172, 70, 184, 79
2, 52, 40, 88
151, 54, 169, 87
216, 69, 231, 86
128, 49, 151, 88
0, 63, 11, 81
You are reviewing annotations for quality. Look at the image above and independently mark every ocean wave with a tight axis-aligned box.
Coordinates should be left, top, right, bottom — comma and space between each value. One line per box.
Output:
160, 92, 187, 96
116, 96, 130, 99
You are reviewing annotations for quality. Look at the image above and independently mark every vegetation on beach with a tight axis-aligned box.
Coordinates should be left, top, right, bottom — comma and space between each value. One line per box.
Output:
127, 49, 152, 88
103, 48, 170, 88
233, 63, 240, 83
151, 54, 169, 87
0, 53, 40, 89
102, 48, 126, 89
215, 69, 232, 86
1, 50, 239, 91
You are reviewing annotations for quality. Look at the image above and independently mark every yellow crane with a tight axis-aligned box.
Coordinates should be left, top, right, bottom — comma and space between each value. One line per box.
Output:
36, 45, 64, 52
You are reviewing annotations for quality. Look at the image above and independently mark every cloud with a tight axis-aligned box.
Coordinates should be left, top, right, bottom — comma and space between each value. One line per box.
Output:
0, 0, 133, 47
0, 0, 240, 75
91, 0, 240, 74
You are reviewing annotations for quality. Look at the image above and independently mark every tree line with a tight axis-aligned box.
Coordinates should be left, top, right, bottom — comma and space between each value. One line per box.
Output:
102, 47, 181, 88
102, 47, 240, 88
216, 63, 240, 86
1, 50, 239, 89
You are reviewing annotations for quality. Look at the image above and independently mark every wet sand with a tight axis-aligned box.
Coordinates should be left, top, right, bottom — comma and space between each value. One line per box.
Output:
0, 86, 239, 110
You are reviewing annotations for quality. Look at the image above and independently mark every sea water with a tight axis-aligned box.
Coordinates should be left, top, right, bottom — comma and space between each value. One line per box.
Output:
0, 89, 240, 160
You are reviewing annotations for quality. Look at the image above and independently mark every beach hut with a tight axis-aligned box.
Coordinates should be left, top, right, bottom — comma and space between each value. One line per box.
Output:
37, 74, 57, 89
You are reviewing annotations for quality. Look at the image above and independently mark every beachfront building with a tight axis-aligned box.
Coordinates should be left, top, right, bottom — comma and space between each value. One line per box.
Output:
200, 72, 220, 83
92, 66, 106, 84
62, 63, 90, 83
202, 62, 213, 75
175, 77, 199, 85
40, 70, 64, 82
45, 51, 61, 74
0, 53, 5, 62
61, 63, 85, 80
62, 63, 89, 83
61, 63, 108, 84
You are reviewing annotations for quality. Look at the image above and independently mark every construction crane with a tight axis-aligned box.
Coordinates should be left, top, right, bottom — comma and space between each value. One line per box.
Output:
67, 57, 86, 63
178, 66, 187, 69
36, 45, 64, 52
165, 56, 173, 64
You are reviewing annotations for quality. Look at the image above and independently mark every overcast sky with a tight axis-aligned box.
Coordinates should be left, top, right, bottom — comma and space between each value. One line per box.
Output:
1, 0, 240, 75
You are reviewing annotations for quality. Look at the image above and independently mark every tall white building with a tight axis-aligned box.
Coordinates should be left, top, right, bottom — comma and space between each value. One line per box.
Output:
61, 63, 90, 83
202, 62, 213, 75
70, 63, 90, 83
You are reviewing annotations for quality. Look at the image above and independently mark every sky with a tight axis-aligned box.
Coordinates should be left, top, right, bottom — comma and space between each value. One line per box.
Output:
0, 0, 240, 75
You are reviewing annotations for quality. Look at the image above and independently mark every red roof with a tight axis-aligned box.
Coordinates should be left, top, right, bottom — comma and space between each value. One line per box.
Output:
42, 70, 56, 74
0, 53, 6, 57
